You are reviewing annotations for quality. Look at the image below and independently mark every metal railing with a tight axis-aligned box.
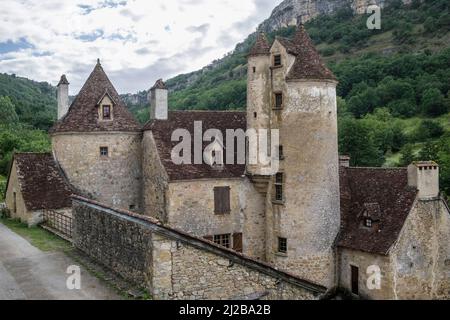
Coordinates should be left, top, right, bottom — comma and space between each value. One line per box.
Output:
42, 210, 73, 241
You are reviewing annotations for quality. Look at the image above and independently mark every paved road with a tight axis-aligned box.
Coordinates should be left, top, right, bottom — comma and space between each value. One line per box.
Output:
0, 223, 121, 300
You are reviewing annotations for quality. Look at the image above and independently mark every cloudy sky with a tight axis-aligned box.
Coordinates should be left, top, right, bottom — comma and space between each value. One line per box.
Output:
0, 0, 281, 94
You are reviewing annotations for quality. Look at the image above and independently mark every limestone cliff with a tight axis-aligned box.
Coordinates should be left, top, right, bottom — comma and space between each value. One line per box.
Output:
258, 0, 413, 32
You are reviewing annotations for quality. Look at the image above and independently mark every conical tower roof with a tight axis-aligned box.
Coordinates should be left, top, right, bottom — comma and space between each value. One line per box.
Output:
50, 60, 141, 133
248, 32, 270, 56
285, 25, 336, 81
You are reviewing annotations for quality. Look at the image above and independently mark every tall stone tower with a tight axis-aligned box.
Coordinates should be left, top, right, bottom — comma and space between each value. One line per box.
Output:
246, 33, 273, 194
247, 26, 340, 288
50, 60, 143, 212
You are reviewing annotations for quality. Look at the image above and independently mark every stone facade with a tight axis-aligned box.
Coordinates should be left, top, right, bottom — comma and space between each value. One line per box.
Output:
52, 132, 143, 212
72, 197, 325, 300
339, 199, 450, 300
4, 162, 35, 225
166, 178, 266, 260
262, 39, 340, 288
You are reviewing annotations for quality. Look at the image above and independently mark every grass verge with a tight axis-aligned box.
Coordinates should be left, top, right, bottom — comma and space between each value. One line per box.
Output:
0, 217, 72, 252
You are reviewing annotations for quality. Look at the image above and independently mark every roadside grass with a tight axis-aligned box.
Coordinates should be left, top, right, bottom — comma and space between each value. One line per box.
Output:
0, 175, 6, 202
0, 217, 72, 252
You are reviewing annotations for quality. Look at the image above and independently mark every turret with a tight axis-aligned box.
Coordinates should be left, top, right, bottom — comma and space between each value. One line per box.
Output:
57, 75, 69, 120
246, 32, 271, 178
149, 79, 168, 120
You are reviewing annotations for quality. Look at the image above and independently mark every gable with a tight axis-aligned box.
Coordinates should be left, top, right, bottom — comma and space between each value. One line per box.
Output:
50, 62, 141, 134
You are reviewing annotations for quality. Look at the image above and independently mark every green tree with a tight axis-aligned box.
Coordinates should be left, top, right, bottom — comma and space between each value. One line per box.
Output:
400, 144, 416, 166
338, 117, 384, 166
0, 96, 18, 124
421, 88, 448, 116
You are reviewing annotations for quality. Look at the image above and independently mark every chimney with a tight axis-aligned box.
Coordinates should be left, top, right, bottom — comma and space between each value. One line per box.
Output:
149, 79, 168, 120
57, 74, 70, 120
339, 155, 351, 168
408, 161, 440, 199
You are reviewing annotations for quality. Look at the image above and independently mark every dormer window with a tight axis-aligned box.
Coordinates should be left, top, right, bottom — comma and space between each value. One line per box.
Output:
102, 105, 111, 120
274, 54, 282, 67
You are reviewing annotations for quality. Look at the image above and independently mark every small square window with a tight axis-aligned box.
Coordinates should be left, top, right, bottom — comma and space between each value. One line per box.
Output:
274, 93, 283, 109
214, 234, 231, 248
274, 55, 282, 67
102, 105, 111, 120
100, 147, 109, 157
129, 205, 136, 210
278, 237, 287, 253
275, 173, 283, 184
365, 219, 373, 228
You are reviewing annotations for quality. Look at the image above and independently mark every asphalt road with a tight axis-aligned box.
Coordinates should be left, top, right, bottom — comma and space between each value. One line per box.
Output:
0, 222, 121, 300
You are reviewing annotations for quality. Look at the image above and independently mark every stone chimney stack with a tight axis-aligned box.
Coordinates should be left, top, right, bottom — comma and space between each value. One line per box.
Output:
339, 155, 351, 167
57, 74, 69, 120
408, 161, 440, 199
149, 79, 168, 120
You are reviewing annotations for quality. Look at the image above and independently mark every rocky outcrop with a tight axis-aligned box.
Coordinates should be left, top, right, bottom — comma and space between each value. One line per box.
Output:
258, 0, 413, 32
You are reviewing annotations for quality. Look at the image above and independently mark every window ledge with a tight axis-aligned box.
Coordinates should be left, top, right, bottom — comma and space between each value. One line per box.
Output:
275, 252, 288, 258
272, 200, 285, 206
270, 65, 283, 70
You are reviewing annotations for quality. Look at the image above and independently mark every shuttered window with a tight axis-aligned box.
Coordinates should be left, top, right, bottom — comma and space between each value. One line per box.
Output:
214, 186, 231, 215
233, 233, 243, 253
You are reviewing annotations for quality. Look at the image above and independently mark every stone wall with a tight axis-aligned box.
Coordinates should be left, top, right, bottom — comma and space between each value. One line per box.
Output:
167, 178, 266, 260
391, 199, 450, 299
72, 196, 326, 300
52, 132, 143, 212
264, 40, 340, 288
142, 131, 169, 222
338, 248, 394, 299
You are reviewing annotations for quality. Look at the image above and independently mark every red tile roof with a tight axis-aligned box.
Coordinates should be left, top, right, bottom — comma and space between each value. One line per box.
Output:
50, 62, 141, 134
338, 167, 418, 255
249, 33, 270, 56
280, 25, 337, 81
143, 111, 246, 181
11, 153, 74, 211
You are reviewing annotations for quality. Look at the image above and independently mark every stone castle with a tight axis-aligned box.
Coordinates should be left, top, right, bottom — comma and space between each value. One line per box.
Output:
4, 25, 450, 300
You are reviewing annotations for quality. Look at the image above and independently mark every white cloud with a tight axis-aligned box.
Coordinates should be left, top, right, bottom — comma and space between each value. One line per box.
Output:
0, 0, 281, 93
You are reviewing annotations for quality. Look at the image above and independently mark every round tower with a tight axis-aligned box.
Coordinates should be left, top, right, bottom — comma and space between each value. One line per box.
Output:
265, 25, 340, 289
246, 32, 271, 177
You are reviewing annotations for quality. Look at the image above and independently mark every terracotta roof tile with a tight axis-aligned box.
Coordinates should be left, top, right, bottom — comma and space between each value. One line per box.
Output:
338, 167, 418, 255
249, 33, 270, 56
13, 153, 74, 211
283, 25, 337, 81
143, 111, 246, 181
50, 62, 141, 133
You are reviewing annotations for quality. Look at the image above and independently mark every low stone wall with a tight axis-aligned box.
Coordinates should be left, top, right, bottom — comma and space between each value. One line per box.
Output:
72, 196, 326, 300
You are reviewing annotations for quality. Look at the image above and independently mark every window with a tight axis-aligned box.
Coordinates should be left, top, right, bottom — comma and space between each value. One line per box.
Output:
274, 92, 283, 109
102, 105, 111, 120
274, 54, 282, 67
275, 173, 284, 201
214, 234, 231, 248
233, 233, 243, 253
365, 218, 372, 228
100, 147, 109, 157
214, 186, 231, 215
13, 192, 17, 213
278, 237, 287, 253
252, 66, 256, 73
254, 112, 257, 119
278, 145, 284, 160
129, 205, 136, 211
351, 265, 359, 295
